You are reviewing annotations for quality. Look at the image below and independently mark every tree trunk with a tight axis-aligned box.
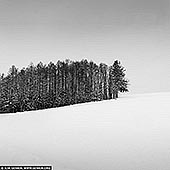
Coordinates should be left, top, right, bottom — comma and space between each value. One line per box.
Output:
116, 91, 118, 98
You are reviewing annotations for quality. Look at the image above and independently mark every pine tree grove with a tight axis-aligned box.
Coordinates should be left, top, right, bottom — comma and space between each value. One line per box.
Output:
0, 59, 129, 113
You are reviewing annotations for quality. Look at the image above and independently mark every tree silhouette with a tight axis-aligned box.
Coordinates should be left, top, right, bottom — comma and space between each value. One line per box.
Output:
0, 59, 129, 113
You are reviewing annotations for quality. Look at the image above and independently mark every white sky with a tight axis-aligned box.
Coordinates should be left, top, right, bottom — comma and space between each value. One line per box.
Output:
0, 0, 170, 94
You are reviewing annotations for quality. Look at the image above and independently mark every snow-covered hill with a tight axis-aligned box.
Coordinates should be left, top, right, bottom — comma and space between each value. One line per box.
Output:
0, 92, 170, 170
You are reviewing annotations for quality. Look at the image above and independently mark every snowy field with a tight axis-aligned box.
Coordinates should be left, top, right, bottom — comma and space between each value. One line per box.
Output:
0, 92, 170, 170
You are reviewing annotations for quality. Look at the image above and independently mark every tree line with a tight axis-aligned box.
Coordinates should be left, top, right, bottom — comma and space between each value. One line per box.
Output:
0, 59, 129, 113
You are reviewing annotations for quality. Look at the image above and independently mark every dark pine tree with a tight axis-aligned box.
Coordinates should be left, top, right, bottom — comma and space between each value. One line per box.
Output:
109, 60, 129, 99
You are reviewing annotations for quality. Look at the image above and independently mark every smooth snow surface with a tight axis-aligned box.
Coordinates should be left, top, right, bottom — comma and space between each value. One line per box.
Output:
0, 92, 170, 170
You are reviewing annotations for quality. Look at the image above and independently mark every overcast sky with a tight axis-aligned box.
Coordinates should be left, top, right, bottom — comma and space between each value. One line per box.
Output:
0, 0, 170, 94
